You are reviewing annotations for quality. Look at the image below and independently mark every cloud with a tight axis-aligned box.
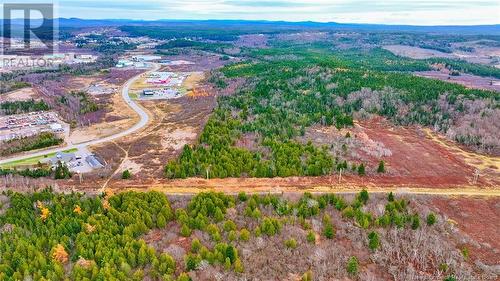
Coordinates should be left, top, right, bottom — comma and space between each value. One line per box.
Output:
3, 0, 500, 25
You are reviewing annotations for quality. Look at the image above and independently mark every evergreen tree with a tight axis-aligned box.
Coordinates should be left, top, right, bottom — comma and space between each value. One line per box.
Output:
180, 224, 192, 237
411, 215, 421, 230
427, 213, 437, 226
157, 214, 167, 228
357, 163, 365, 176
234, 258, 244, 273
177, 273, 192, 281
239, 229, 250, 241
368, 231, 380, 251
388, 192, 395, 202
54, 161, 71, 179
357, 189, 369, 204
122, 169, 132, 179
191, 239, 202, 253
184, 254, 200, 271
377, 160, 386, 173
346, 256, 359, 276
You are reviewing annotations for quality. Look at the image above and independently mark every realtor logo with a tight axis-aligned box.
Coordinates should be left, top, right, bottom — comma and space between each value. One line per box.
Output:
1, 3, 56, 54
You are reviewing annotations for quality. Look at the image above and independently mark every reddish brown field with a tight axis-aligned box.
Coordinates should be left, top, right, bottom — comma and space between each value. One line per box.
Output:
352, 118, 482, 186
431, 197, 500, 266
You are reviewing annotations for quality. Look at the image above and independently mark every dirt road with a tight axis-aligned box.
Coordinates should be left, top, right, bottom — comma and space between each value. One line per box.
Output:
103, 183, 500, 197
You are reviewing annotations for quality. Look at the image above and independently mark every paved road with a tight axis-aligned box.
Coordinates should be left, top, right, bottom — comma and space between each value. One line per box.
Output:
0, 63, 159, 166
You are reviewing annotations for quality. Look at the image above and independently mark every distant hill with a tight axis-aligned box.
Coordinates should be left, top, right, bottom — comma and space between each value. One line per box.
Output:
2, 18, 500, 35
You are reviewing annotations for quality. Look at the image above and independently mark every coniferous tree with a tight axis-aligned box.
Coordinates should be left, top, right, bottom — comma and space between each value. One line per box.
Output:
357, 163, 365, 176
377, 160, 386, 173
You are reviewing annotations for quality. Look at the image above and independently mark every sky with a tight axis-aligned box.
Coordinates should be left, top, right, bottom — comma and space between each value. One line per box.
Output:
3, 0, 500, 25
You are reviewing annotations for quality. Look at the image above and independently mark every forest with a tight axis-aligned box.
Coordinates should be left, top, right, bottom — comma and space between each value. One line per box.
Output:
0, 132, 64, 157
165, 44, 499, 179
0, 99, 50, 115
0, 190, 487, 281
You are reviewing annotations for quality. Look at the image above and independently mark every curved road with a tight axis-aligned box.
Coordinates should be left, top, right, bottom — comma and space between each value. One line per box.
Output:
0, 63, 160, 165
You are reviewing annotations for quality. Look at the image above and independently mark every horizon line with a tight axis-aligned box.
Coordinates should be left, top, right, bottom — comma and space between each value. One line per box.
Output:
3, 17, 500, 27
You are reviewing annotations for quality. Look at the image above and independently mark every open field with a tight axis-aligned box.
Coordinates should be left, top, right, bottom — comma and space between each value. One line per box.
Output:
383, 45, 456, 59
296, 117, 499, 186
415, 71, 500, 92
68, 84, 140, 144
0, 87, 39, 103
383, 44, 500, 67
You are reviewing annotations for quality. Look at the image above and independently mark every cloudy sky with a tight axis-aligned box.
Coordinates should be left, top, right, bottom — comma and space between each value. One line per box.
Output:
4, 0, 500, 25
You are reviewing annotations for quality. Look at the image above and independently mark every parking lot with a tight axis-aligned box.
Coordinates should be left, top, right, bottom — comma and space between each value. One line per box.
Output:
0, 111, 69, 142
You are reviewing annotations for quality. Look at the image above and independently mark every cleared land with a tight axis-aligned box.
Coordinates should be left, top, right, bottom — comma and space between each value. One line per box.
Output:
414, 71, 500, 92
384, 43, 500, 67
383, 45, 455, 59
0, 87, 38, 103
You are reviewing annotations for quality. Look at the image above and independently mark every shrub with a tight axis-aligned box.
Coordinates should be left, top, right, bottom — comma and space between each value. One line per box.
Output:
461, 247, 469, 260
238, 192, 248, 202
302, 270, 313, 281
260, 217, 281, 236
306, 231, 316, 243
285, 238, 298, 249
323, 223, 335, 239
342, 206, 355, 219
207, 224, 222, 241
254, 226, 262, 237
239, 229, 250, 241
251, 208, 262, 219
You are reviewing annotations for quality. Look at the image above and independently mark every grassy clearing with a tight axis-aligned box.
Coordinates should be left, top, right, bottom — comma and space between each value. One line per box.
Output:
0, 148, 78, 169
